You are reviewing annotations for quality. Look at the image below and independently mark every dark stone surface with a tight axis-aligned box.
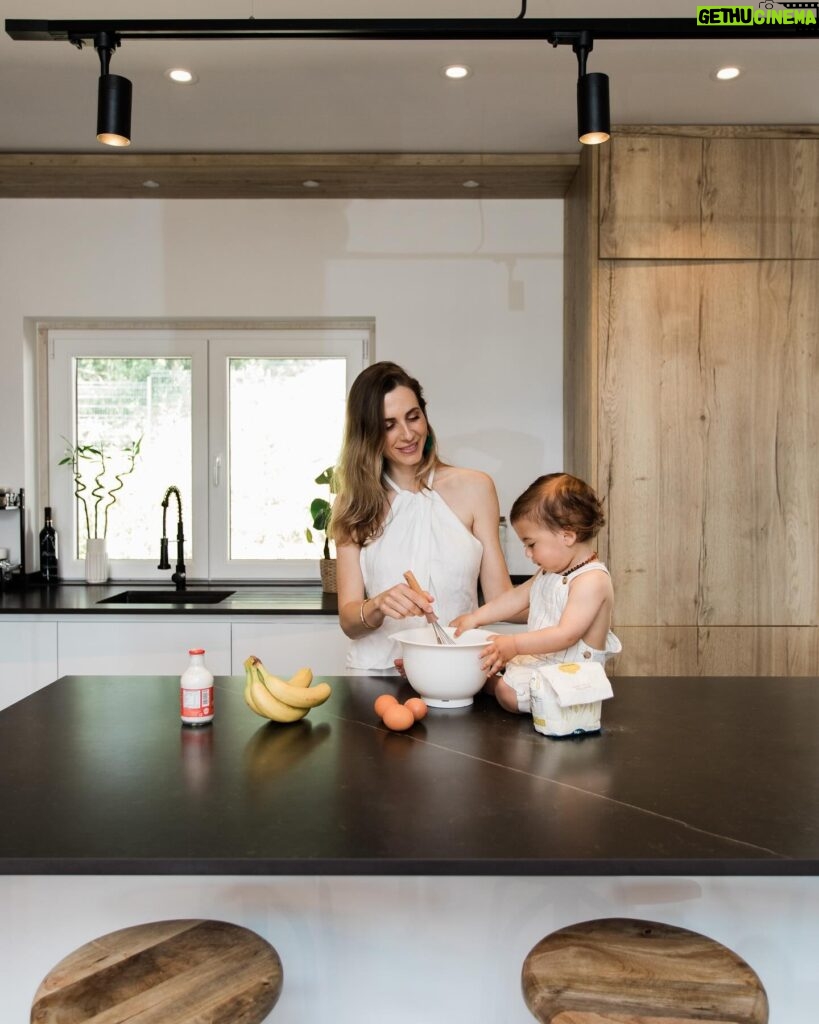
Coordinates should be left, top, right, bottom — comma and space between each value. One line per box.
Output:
0, 581, 338, 615
1, 674, 817, 876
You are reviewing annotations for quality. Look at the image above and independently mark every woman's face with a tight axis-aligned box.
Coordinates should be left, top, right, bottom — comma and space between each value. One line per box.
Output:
381, 385, 429, 469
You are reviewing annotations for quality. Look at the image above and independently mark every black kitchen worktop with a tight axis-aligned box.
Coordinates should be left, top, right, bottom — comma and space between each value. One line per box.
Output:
2, 674, 818, 876
0, 581, 337, 615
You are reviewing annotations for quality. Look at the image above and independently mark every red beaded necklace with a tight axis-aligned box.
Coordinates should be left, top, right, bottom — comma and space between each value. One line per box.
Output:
561, 552, 598, 584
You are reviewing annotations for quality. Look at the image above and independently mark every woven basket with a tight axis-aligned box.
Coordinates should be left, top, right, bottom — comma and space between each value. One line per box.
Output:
319, 558, 338, 593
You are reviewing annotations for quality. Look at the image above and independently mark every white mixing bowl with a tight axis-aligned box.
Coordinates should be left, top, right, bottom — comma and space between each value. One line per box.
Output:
393, 625, 493, 708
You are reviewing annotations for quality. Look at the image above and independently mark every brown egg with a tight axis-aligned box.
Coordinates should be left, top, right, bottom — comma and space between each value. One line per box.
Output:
382, 703, 415, 732
404, 697, 428, 721
374, 693, 398, 718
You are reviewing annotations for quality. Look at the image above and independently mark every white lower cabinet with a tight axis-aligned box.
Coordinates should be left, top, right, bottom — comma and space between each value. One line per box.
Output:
58, 620, 232, 677
232, 617, 350, 676
0, 620, 58, 710
55, 616, 348, 679
5, 613, 510, 698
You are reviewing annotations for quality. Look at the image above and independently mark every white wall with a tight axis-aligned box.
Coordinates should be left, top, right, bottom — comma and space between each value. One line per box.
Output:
0, 198, 563, 575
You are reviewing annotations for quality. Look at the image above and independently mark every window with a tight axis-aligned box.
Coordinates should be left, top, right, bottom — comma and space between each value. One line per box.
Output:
47, 326, 371, 581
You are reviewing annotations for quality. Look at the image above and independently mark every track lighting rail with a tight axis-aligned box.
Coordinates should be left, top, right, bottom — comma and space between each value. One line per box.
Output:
7, 15, 815, 150
6, 17, 819, 44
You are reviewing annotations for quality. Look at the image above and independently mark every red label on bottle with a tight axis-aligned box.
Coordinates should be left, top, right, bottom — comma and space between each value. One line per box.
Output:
181, 686, 214, 718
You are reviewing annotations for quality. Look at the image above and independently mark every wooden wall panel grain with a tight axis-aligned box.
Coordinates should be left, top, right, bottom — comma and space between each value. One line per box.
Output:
0, 152, 579, 200
607, 627, 698, 677
612, 627, 819, 677
567, 125, 819, 675
696, 626, 819, 676
600, 260, 819, 629
600, 133, 819, 260
563, 146, 599, 486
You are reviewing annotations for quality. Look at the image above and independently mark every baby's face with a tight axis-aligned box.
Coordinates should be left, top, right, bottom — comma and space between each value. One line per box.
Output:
513, 517, 570, 572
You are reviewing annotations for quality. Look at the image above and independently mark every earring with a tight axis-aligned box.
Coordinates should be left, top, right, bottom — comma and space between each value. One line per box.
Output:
423, 436, 433, 455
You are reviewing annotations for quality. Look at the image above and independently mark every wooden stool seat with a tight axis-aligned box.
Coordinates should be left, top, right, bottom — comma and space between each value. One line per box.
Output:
31, 918, 283, 1023
522, 917, 768, 1024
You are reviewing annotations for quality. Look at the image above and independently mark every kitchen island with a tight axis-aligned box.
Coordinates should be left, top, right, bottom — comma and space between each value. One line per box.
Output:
2, 675, 818, 1021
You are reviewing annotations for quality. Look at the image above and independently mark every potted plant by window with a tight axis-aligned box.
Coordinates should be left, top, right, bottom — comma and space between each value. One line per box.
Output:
59, 436, 142, 583
306, 465, 337, 593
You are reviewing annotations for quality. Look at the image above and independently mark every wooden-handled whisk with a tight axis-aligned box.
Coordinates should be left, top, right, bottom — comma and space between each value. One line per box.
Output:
403, 571, 456, 645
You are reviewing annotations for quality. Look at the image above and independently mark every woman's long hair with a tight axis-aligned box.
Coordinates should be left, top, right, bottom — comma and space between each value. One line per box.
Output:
330, 362, 439, 546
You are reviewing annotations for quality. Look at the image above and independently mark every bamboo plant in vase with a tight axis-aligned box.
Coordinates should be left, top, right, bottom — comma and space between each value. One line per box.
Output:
59, 437, 142, 583
305, 465, 337, 593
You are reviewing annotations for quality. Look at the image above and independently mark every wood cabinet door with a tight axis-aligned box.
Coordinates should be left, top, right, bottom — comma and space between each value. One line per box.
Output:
599, 258, 819, 629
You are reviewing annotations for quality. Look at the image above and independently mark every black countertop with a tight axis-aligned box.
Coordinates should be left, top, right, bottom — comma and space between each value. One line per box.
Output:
1, 674, 818, 876
0, 581, 337, 615
0, 577, 532, 615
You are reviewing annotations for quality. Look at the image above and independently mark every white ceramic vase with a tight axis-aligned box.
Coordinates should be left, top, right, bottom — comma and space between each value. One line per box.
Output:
84, 537, 109, 584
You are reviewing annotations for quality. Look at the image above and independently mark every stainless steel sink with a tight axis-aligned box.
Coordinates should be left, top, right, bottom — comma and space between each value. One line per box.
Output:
96, 589, 235, 605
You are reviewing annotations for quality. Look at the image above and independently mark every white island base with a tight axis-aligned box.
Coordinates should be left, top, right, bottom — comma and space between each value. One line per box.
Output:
1, 875, 816, 1022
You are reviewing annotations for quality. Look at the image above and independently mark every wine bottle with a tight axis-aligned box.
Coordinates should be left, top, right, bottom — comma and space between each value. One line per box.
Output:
39, 506, 59, 584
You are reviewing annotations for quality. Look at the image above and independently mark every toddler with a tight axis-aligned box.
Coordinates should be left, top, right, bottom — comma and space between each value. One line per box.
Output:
451, 473, 621, 714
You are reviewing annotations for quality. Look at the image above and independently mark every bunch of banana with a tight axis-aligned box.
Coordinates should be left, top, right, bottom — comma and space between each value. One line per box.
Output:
243, 655, 332, 723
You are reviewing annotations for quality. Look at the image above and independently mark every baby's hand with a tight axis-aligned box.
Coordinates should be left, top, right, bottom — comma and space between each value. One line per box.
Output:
450, 612, 479, 637
480, 633, 518, 675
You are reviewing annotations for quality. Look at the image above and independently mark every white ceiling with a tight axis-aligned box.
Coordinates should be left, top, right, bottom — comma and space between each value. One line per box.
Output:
1, 0, 818, 155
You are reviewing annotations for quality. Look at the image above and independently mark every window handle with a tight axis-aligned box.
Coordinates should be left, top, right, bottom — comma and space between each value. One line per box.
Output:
212, 455, 221, 487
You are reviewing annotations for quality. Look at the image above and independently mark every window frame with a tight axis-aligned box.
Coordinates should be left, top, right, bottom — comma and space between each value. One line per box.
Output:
44, 322, 372, 582
207, 330, 369, 580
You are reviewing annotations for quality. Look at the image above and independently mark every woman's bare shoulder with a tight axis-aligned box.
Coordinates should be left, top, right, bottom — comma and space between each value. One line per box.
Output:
435, 463, 497, 496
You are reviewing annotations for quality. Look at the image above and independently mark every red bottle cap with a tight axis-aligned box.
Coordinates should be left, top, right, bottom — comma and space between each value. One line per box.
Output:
188, 648, 205, 655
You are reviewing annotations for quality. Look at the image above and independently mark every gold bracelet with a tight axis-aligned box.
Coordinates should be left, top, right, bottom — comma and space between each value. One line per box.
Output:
360, 598, 377, 629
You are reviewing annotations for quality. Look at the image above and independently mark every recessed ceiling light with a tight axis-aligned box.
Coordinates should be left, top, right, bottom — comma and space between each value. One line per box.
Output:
142, 180, 160, 189
462, 180, 480, 189
443, 64, 471, 80
715, 66, 741, 81
166, 68, 197, 84
302, 180, 320, 188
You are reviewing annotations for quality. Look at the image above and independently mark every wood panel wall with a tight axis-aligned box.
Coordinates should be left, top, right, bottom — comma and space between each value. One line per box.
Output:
599, 128, 819, 259
565, 126, 819, 676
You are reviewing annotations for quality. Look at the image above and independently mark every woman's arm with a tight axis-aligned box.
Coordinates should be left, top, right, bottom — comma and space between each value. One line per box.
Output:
469, 472, 514, 605
336, 540, 434, 639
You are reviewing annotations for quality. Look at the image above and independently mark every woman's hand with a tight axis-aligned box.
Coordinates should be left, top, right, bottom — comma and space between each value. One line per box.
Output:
372, 582, 434, 622
450, 612, 480, 637
480, 633, 518, 675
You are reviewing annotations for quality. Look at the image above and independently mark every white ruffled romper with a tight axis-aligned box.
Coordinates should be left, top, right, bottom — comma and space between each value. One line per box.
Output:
346, 470, 484, 673
503, 561, 622, 712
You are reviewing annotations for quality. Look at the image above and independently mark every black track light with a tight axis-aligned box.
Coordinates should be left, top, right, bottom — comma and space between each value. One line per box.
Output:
577, 72, 610, 145
94, 31, 131, 147
572, 32, 610, 146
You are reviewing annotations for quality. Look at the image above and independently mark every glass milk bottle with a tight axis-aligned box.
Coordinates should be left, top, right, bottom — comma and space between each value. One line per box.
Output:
180, 648, 214, 726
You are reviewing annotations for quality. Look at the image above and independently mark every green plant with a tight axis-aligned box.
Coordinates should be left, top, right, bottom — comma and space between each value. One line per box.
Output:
305, 465, 336, 560
59, 436, 142, 540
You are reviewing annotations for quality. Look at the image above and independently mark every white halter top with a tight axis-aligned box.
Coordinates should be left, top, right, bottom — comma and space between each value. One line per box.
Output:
347, 469, 484, 671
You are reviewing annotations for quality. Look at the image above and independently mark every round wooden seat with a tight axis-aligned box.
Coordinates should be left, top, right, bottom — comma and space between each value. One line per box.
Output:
30, 918, 283, 1024
522, 917, 768, 1024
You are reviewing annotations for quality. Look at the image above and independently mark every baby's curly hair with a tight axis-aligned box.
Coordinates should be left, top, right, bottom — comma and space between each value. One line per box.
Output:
510, 473, 605, 542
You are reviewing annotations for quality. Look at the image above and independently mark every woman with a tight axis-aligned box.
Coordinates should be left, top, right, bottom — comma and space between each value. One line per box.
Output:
330, 361, 513, 673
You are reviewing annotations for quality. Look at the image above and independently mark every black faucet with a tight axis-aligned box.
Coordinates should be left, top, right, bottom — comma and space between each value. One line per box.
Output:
158, 485, 186, 590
